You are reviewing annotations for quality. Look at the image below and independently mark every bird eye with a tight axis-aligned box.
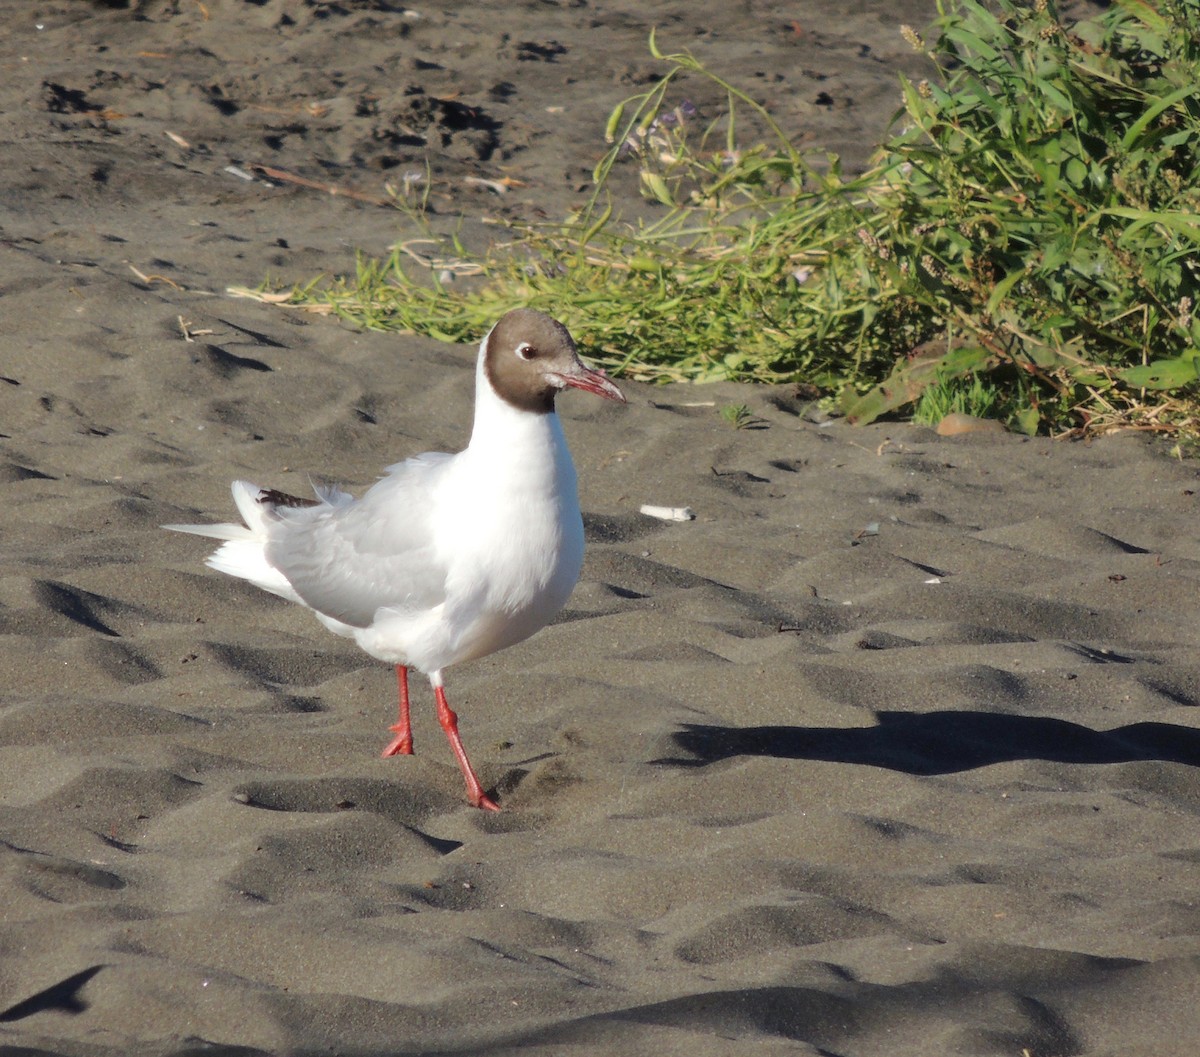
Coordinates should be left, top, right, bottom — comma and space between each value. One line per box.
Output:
516, 342, 537, 361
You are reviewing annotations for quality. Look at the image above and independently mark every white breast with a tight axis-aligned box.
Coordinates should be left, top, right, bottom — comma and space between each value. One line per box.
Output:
354, 366, 584, 673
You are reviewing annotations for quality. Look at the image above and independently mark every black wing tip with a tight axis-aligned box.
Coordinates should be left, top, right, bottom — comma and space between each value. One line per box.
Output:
257, 488, 320, 509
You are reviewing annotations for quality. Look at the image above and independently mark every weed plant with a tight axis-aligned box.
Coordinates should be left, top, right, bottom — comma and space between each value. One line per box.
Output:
275, 0, 1200, 435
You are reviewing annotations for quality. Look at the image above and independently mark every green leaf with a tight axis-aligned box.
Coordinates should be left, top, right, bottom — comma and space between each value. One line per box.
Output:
640, 172, 675, 206
1114, 0, 1168, 33
1119, 85, 1198, 151
1013, 407, 1040, 436
1065, 156, 1088, 186
648, 26, 662, 59
1120, 359, 1200, 390
840, 353, 947, 425
603, 102, 625, 144
578, 201, 614, 248
1105, 208, 1200, 239
628, 256, 661, 274
1035, 79, 1073, 113
985, 268, 1026, 316
943, 25, 1000, 62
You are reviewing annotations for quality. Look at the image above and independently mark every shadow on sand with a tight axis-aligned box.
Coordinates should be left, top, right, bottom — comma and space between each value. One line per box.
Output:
656, 711, 1200, 774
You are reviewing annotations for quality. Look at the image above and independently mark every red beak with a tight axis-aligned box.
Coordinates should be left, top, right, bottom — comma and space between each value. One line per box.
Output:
552, 363, 626, 403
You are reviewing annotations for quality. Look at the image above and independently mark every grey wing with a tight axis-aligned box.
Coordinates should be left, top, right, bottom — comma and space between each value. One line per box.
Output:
264, 453, 453, 628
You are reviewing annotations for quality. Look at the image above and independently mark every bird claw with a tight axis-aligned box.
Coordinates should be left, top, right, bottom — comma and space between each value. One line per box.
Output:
381, 727, 414, 756
472, 791, 502, 812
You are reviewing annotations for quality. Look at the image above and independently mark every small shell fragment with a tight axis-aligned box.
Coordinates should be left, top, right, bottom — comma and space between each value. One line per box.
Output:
936, 412, 1006, 436
640, 504, 695, 522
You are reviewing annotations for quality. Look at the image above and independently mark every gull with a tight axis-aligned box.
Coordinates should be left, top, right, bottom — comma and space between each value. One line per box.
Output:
167, 309, 624, 810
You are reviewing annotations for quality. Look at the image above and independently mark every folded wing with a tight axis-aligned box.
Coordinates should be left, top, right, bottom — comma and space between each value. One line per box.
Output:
264, 453, 455, 628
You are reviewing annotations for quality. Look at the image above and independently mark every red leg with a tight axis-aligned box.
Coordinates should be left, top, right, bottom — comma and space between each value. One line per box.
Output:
380, 664, 413, 757
434, 685, 500, 811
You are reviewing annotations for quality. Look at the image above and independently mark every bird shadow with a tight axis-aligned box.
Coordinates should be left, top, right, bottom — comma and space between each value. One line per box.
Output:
653, 710, 1200, 774
0, 964, 105, 1022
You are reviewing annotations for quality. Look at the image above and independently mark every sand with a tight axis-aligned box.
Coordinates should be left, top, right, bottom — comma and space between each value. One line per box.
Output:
3, 1, 1200, 1055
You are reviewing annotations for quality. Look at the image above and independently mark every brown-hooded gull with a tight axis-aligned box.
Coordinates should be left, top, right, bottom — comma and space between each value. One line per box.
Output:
167, 309, 624, 810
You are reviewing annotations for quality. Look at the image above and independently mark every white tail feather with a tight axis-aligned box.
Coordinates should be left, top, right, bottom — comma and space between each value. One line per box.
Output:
230, 479, 276, 533
206, 540, 302, 603
162, 521, 256, 542
163, 481, 270, 541
165, 480, 304, 604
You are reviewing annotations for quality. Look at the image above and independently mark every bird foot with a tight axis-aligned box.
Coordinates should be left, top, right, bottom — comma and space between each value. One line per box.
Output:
380, 725, 413, 757
471, 791, 502, 812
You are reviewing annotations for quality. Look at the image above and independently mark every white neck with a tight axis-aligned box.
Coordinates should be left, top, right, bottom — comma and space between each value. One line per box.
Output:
465, 345, 577, 496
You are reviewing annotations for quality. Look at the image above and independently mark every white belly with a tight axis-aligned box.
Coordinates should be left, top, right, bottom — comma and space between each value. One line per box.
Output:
354, 413, 585, 673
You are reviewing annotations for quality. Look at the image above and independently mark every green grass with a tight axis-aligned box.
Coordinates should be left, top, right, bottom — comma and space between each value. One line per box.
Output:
719, 403, 755, 429
267, 0, 1200, 437
911, 367, 1006, 427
